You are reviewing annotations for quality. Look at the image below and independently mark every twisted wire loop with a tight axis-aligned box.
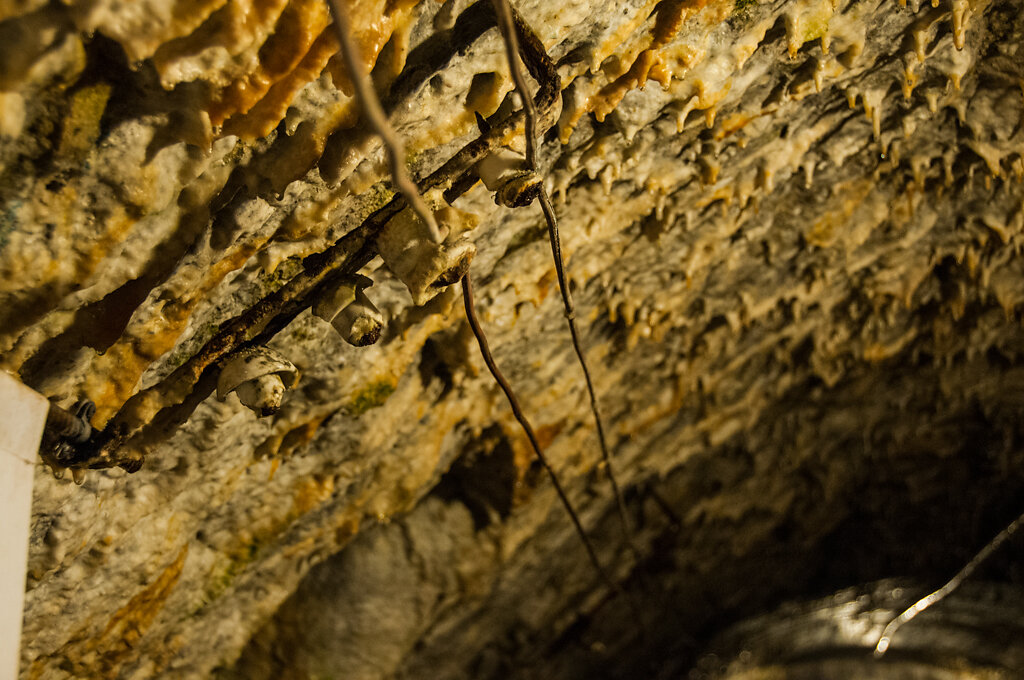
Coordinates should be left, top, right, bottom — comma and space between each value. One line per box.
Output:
874, 508, 1024, 657
489, 0, 634, 551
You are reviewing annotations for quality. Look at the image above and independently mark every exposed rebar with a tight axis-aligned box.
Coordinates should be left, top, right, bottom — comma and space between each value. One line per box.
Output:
490, 0, 633, 550
874, 507, 1024, 657
326, 0, 442, 244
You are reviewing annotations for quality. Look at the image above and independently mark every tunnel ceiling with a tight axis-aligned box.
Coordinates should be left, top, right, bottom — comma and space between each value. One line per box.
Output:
2, 0, 1024, 678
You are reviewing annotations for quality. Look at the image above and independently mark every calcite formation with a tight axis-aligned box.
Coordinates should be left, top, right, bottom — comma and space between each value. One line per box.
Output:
1, 0, 1023, 678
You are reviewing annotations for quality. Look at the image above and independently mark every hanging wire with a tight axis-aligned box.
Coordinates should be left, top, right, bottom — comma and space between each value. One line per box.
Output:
326, 0, 443, 244
323, 0, 624, 604
489, 0, 634, 551
462, 273, 625, 594
323, 0, 634, 622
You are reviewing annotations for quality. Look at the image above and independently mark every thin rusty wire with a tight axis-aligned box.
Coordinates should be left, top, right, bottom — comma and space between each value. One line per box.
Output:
326, 0, 442, 244
874, 507, 1024, 657
490, 0, 634, 551
330, 0, 623, 598
462, 273, 625, 597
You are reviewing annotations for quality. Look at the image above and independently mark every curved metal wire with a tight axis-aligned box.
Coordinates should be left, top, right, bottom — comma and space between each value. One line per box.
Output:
489, 0, 634, 552
326, 0, 443, 244
875, 508, 1024, 657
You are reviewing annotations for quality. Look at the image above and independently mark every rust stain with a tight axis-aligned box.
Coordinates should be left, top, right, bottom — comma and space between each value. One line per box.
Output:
695, 182, 734, 208
81, 210, 138, 287
535, 268, 556, 304
805, 178, 874, 248
506, 418, 568, 495
324, 0, 420, 95
151, 0, 290, 82
256, 430, 287, 459
280, 414, 330, 457
223, 23, 338, 139
197, 0, 420, 139
332, 515, 361, 548
714, 111, 760, 140
87, 241, 260, 425
593, 51, 661, 122
534, 420, 567, 451
97, 545, 189, 648
256, 412, 329, 459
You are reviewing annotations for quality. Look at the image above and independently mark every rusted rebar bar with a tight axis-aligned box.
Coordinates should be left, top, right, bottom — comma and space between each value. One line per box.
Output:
64, 9, 562, 471
45, 401, 92, 443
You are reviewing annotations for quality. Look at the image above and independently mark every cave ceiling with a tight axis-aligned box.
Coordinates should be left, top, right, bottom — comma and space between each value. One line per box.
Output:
2, 0, 1024, 678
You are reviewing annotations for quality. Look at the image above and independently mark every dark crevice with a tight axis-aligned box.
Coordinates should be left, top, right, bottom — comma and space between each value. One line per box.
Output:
433, 425, 517, 530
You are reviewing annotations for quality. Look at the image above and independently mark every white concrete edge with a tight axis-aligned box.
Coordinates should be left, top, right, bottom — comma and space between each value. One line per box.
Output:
0, 372, 47, 680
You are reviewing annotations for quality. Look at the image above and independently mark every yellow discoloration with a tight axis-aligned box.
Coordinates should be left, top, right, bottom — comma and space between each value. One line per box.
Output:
805, 179, 874, 248
85, 240, 261, 424
593, 0, 712, 121
863, 330, 916, 362
324, 0, 420, 95
291, 474, 336, 517
563, 0, 736, 141
208, 0, 331, 126
256, 412, 332, 458
32, 545, 189, 679
58, 82, 112, 160
786, 1, 834, 58
206, 0, 421, 140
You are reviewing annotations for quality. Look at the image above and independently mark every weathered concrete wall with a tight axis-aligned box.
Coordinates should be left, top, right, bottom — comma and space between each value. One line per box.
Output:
2, 0, 1023, 677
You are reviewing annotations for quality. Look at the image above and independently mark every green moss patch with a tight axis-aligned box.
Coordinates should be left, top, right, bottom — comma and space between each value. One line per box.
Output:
348, 380, 396, 416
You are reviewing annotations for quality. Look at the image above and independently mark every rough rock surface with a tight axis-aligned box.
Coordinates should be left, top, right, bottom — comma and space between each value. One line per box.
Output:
2, 0, 1024, 678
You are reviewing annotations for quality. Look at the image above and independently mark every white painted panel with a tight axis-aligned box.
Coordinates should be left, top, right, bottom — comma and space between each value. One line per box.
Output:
0, 372, 47, 680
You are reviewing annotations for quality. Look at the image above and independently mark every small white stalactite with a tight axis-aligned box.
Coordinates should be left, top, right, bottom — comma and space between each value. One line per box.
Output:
312, 274, 385, 347
217, 347, 300, 417
375, 201, 477, 306
951, 0, 970, 50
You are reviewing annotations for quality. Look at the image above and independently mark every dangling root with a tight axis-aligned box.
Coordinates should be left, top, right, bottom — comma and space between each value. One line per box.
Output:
327, 0, 625, 604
